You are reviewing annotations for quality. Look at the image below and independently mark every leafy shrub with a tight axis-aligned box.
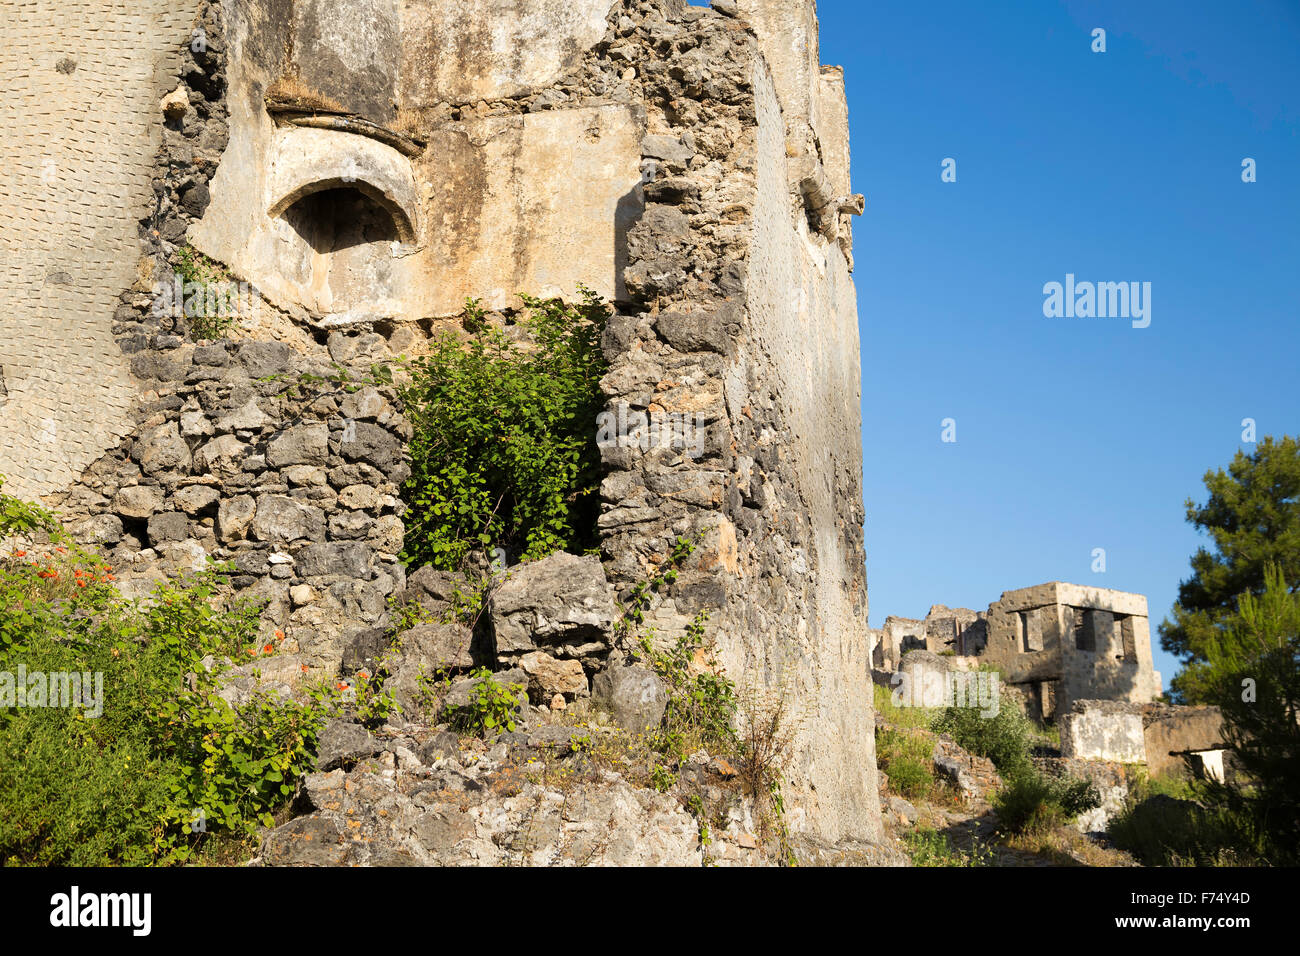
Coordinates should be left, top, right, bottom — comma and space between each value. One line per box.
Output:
637, 611, 738, 762
400, 291, 609, 571
1107, 793, 1261, 866
993, 772, 1099, 834
876, 727, 935, 800
931, 697, 1036, 780
0, 485, 347, 865
174, 246, 239, 341
442, 667, 524, 736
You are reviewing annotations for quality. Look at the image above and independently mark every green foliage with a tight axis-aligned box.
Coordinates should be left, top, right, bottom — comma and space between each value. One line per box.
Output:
875, 727, 935, 800
174, 246, 238, 341
637, 611, 738, 763
872, 682, 934, 731
400, 290, 609, 571
442, 667, 523, 736
992, 772, 1099, 834
905, 827, 994, 867
1196, 564, 1300, 863
0, 486, 354, 865
931, 699, 1036, 781
1107, 792, 1261, 867
1160, 436, 1300, 703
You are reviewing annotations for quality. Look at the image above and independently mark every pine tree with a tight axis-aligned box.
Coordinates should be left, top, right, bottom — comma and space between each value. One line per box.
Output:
1161, 436, 1300, 703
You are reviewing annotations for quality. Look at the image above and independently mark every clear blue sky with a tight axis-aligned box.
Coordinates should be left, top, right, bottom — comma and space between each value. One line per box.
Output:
805, 0, 1299, 690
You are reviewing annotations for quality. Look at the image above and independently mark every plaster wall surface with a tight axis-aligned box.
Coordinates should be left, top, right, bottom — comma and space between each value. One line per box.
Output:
0, 0, 201, 499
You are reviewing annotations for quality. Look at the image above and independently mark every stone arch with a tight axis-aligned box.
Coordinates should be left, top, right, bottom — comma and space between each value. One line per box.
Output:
268, 177, 415, 244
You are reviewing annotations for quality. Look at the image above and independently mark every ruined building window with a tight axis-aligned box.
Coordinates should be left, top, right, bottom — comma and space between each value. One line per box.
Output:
277, 185, 404, 317
1018, 609, 1043, 652
1116, 614, 1136, 661
1075, 608, 1098, 652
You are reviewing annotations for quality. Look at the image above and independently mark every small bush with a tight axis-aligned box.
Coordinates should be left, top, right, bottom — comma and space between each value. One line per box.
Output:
0, 483, 348, 865
1107, 790, 1263, 866
993, 772, 1099, 834
931, 698, 1036, 780
400, 291, 609, 571
906, 827, 994, 867
876, 727, 935, 800
442, 668, 524, 736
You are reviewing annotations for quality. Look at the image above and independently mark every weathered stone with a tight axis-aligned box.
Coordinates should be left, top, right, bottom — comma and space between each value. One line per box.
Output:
591, 664, 667, 733
251, 495, 326, 544
317, 719, 384, 771
267, 425, 329, 468
193, 434, 248, 474
216, 399, 271, 432
490, 552, 617, 656
519, 652, 588, 701
339, 386, 390, 421
147, 510, 189, 545
339, 421, 401, 470
68, 514, 123, 547
296, 541, 372, 578
236, 341, 293, 378
131, 421, 191, 475
112, 484, 164, 519
173, 484, 221, 515
340, 627, 391, 676
217, 494, 257, 542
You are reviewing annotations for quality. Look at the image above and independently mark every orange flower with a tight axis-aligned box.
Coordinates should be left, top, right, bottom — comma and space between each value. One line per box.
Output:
358, 671, 369, 682
105, 574, 116, 581
335, 681, 348, 691
76, 580, 87, 588
263, 643, 274, 654
300, 665, 309, 674
55, 547, 66, 554
274, 630, 285, 640
246, 647, 256, 656
13, 550, 25, 558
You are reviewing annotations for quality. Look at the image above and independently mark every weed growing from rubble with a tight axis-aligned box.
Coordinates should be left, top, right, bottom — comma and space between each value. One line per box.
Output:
400, 290, 609, 572
173, 245, 239, 341
442, 667, 524, 736
0, 483, 376, 865
905, 827, 994, 867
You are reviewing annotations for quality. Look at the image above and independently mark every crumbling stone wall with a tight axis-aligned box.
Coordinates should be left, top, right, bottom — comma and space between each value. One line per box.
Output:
6, 0, 881, 846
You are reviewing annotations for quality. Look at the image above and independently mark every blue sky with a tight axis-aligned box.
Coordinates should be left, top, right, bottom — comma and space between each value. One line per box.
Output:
805, 0, 1299, 688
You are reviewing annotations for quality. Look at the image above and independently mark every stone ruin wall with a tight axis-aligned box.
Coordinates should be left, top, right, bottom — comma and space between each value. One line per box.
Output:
0, 0, 878, 843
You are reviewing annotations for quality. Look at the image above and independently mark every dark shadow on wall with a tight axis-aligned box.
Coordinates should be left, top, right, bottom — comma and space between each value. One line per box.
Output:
282, 187, 401, 254
613, 184, 645, 310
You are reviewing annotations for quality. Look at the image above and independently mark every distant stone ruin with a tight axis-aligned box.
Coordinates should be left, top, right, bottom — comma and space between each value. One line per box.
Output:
872, 582, 1163, 721
872, 583, 1229, 788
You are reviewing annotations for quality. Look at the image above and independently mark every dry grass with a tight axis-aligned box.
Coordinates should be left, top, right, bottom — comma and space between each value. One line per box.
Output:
266, 74, 346, 114
1004, 824, 1139, 867
393, 108, 423, 139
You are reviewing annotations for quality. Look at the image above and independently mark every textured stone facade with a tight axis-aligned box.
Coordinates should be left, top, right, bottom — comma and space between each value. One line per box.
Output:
1, 0, 877, 845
